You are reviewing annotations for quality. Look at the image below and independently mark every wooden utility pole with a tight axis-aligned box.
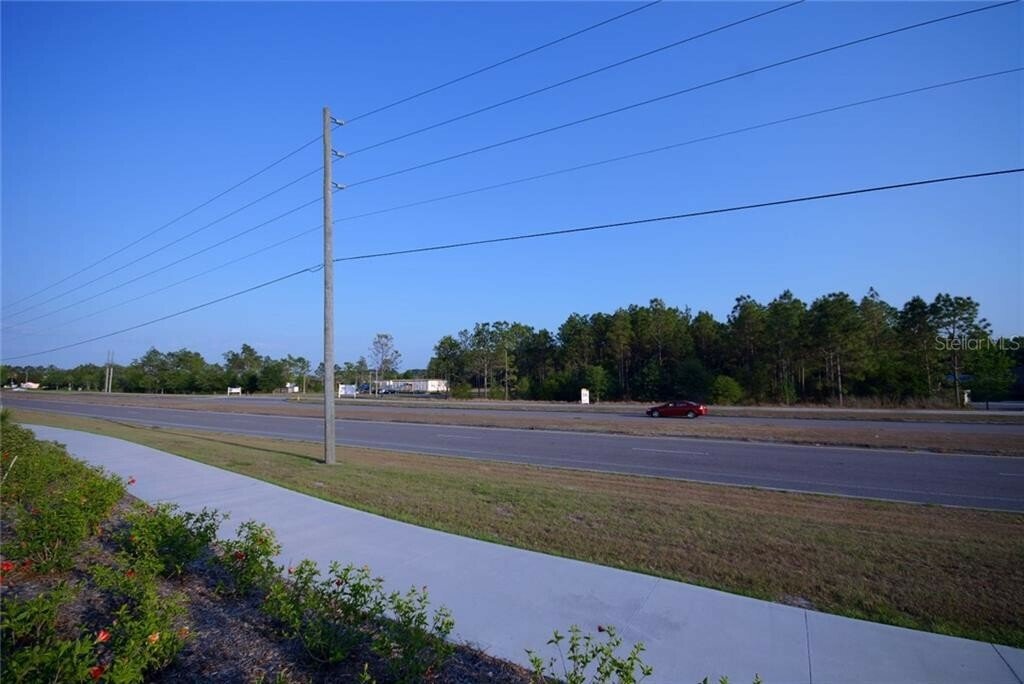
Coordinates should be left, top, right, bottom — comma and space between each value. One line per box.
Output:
322, 107, 336, 465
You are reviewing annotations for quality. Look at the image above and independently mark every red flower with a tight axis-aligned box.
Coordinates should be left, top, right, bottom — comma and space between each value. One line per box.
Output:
126, 477, 136, 485
1, 561, 13, 573
95, 629, 111, 644
597, 625, 606, 633
124, 569, 136, 579
147, 632, 160, 645
89, 664, 106, 680
287, 566, 295, 575
233, 551, 246, 561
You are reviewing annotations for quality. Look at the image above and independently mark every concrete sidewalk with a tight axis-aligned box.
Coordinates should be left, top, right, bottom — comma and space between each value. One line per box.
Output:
28, 425, 1024, 684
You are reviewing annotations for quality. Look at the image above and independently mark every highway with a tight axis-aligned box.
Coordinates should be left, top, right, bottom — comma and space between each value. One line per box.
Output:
7, 396, 1024, 512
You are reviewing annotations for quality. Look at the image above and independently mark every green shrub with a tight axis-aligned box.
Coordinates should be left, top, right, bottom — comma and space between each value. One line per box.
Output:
372, 584, 455, 683
261, 557, 454, 680
92, 554, 188, 683
263, 559, 383, 664
527, 624, 652, 684
0, 417, 124, 572
710, 375, 744, 405
451, 383, 473, 399
119, 502, 224, 577
217, 520, 281, 595
0, 583, 96, 683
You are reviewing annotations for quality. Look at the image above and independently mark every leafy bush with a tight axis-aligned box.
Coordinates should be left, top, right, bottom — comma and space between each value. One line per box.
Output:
710, 375, 744, 405
0, 583, 96, 682
263, 559, 383, 664
0, 417, 124, 572
119, 502, 224, 577
527, 624, 652, 684
262, 558, 454, 681
451, 383, 473, 399
91, 554, 189, 682
373, 584, 455, 683
217, 520, 281, 595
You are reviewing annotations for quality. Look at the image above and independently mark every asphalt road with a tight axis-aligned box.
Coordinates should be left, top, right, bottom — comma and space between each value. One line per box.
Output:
8, 397, 1024, 512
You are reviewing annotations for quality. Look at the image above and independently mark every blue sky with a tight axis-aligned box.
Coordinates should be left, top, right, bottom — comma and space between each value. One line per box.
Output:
2, 1, 1021, 370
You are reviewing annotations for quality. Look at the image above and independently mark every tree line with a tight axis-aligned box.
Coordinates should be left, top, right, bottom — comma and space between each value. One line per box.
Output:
2, 335, 413, 396
4, 292, 1020, 405
426, 290, 1022, 406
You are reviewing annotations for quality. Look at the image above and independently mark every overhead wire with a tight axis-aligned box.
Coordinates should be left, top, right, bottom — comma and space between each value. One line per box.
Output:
7, 66, 1017, 339
329, 68, 1022, 228
3, 168, 323, 321
345, 0, 805, 157
5, 2, 1017, 352
3, 136, 323, 312
6, 166, 1020, 361
6, 196, 324, 327
4, 3, 662, 313
344, 0, 664, 124
333, 169, 1024, 262
339, 1, 1017, 190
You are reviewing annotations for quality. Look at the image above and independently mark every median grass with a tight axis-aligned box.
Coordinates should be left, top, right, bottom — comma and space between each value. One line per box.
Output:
13, 407, 1024, 649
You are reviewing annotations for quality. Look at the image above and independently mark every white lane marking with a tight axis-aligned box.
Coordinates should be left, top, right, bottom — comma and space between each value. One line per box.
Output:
436, 434, 480, 440
632, 447, 709, 456
1000, 473, 1024, 477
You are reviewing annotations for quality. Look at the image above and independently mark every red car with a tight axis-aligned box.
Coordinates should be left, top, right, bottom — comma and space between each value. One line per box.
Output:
646, 400, 707, 418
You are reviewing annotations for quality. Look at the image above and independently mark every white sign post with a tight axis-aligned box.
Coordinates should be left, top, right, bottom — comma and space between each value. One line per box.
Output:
580, 388, 590, 405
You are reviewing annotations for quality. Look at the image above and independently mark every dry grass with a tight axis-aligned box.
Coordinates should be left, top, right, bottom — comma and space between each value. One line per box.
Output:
13, 407, 1024, 648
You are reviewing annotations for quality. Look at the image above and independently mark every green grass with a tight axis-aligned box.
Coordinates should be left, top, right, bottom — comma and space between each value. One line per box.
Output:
13, 407, 1024, 648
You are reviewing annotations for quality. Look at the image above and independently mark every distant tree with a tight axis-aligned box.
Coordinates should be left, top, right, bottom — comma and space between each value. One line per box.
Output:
369, 333, 401, 390
765, 291, 806, 404
897, 296, 939, 398
857, 288, 901, 402
930, 294, 990, 407
584, 365, 610, 403
284, 355, 311, 393
606, 309, 634, 397
726, 295, 768, 401
966, 339, 1014, 409
431, 335, 463, 398
806, 293, 866, 406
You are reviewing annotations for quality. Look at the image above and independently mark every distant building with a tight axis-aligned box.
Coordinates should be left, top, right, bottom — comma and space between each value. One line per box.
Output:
375, 379, 448, 394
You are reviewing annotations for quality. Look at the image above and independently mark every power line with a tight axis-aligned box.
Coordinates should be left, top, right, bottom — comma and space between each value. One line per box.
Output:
7, 166, 1019, 361
330, 68, 1021, 228
10, 224, 324, 336
334, 169, 1023, 263
346, 1, 805, 157
3, 168, 323, 322
4, 266, 322, 361
3, 134, 323, 313
11, 67, 1015, 337
2, 1, 663, 320
6, 195, 324, 328
13, 66, 1014, 338
345, 0, 664, 124
340, 1, 1017, 190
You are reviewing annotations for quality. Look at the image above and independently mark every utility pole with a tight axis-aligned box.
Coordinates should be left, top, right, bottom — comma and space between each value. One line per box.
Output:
104, 351, 114, 393
323, 107, 336, 465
